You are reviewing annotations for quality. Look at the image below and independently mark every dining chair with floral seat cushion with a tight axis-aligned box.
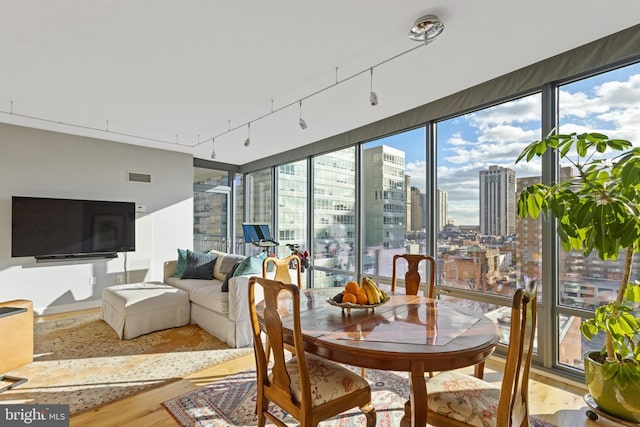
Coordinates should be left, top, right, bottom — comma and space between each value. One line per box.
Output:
262, 254, 302, 287
424, 285, 537, 427
248, 276, 376, 427
391, 253, 436, 297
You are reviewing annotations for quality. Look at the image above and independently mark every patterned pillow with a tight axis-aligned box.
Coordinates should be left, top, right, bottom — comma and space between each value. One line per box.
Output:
181, 250, 218, 280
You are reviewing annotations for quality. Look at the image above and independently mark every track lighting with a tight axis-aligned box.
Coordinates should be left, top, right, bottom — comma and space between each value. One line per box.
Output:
298, 100, 307, 130
210, 138, 216, 159
369, 68, 378, 106
408, 14, 444, 43
193, 12, 443, 152
244, 123, 251, 147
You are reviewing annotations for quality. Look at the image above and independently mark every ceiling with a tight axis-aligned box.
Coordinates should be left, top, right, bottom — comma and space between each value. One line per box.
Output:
2, 1, 640, 166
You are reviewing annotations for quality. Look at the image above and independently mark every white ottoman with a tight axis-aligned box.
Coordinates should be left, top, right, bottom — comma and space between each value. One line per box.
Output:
101, 282, 190, 339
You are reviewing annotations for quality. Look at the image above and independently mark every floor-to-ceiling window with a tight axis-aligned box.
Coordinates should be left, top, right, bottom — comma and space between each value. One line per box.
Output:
312, 147, 357, 288
555, 62, 640, 372
276, 160, 309, 286
245, 168, 273, 255
232, 34, 640, 380
193, 167, 232, 253
436, 94, 542, 297
233, 172, 244, 254
361, 128, 427, 283
435, 93, 542, 345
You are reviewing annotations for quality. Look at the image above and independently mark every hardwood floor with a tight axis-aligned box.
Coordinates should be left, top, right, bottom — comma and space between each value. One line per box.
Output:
69, 350, 623, 427
70, 352, 256, 427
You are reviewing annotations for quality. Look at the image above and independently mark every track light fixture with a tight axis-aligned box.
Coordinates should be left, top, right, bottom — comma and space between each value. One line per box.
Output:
210, 138, 216, 159
298, 100, 307, 130
369, 68, 378, 106
408, 14, 444, 43
244, 123, 251, 147
194, 12, 444, 152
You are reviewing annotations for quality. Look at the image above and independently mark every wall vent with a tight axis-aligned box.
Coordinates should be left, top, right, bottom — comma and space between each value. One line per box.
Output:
128, 172, 152, 183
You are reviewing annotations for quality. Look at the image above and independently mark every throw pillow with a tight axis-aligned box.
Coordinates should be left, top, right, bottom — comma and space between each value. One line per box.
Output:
213, 253, 246, 281
218, 254, 246, 275
172, 248, 188, 277
181, 250, 218, 279
233, 252, 267, 277
221, 260, 243, 292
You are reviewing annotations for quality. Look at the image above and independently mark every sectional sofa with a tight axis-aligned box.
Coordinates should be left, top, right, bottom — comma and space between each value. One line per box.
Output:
163, 250, 266, 348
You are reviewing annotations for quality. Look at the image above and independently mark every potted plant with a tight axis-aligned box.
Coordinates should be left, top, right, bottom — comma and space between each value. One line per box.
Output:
516, 131, 640, 423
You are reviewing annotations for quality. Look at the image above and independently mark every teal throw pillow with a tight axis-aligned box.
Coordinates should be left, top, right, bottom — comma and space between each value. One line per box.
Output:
172, 248, 188, 277
181, 250, 219, 279
233, 252, 266, 277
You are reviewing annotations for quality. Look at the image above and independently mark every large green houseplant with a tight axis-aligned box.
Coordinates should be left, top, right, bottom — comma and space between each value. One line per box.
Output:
516, 131, 640, 423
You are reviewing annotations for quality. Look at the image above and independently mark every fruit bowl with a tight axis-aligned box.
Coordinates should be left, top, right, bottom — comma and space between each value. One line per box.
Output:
326, 295, 390, 314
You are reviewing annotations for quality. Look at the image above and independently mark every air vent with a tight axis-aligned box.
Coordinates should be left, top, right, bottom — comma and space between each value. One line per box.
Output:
128, 172, 152, 183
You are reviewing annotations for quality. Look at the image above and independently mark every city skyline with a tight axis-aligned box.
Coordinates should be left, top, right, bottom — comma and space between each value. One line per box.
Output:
369, 62, 640, 226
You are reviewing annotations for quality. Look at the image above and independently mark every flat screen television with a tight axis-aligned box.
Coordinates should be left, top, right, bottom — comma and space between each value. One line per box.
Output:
11, 196, 136, 260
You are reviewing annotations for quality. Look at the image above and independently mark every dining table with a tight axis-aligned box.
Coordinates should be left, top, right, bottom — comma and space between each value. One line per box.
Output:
263, 287, 500, 427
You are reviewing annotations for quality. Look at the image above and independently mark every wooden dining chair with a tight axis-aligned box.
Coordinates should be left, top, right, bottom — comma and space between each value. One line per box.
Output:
248, 276, 376, 427
391, 253, 436, 297
263, 254, 302, 287
424, 285, 538, 427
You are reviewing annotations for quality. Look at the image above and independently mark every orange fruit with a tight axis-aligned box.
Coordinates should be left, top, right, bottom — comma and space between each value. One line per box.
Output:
342, 293, 357, 304
344, 281, 360, 295
355, 292, 368, 305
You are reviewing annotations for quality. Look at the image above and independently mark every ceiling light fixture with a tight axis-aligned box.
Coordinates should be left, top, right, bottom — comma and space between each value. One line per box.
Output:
244, 123, 251, 147
408, 14, 444, 43
299, 100, 307, 130
194, 13, 443, 151
211, 138, 216, 159
369, 68, 379, 106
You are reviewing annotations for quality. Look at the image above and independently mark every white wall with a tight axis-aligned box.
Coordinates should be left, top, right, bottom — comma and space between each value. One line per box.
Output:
0, 123, 193, 315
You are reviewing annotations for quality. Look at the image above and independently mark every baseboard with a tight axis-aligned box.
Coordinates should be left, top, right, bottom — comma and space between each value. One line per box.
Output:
35, 300, 102, 316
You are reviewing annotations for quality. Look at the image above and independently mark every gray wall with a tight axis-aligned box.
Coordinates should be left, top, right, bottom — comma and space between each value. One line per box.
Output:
0, 123, 193, 315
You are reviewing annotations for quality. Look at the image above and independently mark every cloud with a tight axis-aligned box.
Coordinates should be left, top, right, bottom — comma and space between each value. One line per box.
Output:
467, 95, 540, 129
406, 160, 427, 192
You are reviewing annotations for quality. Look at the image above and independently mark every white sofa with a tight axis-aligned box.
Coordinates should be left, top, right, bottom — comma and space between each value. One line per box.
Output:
163, 251, 263, 348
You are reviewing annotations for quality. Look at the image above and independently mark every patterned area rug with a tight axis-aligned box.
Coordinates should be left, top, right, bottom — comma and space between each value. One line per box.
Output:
163, 368, 407, 426
163, 369, 558, 427
0, 309, 252, 414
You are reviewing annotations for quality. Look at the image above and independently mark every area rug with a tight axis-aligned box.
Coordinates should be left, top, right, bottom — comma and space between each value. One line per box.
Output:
0, 309, 252, 414
163, 368, 407, 426
163, 369, 558, 427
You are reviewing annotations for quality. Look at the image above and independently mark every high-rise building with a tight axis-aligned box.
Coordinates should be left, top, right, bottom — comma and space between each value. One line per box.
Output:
410, 186, 423, 231
437, 189, 448, 232
516, 167, 573, 281
479, 165, 516, 236
405, 175, 412, 232
362, 145, 406, 250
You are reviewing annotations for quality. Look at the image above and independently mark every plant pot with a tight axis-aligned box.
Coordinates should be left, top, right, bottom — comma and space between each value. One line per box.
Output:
584, 351, 640, 423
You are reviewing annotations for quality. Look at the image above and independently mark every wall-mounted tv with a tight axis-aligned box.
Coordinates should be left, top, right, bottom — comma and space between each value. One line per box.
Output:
11, 196, 136, 260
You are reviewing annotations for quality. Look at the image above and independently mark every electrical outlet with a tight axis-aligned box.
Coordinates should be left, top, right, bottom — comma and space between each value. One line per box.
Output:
116, 275, 123, 284
89, 276, 96, 286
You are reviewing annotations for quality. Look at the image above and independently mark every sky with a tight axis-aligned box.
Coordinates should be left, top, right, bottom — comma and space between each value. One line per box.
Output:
369, 61, 640, 226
